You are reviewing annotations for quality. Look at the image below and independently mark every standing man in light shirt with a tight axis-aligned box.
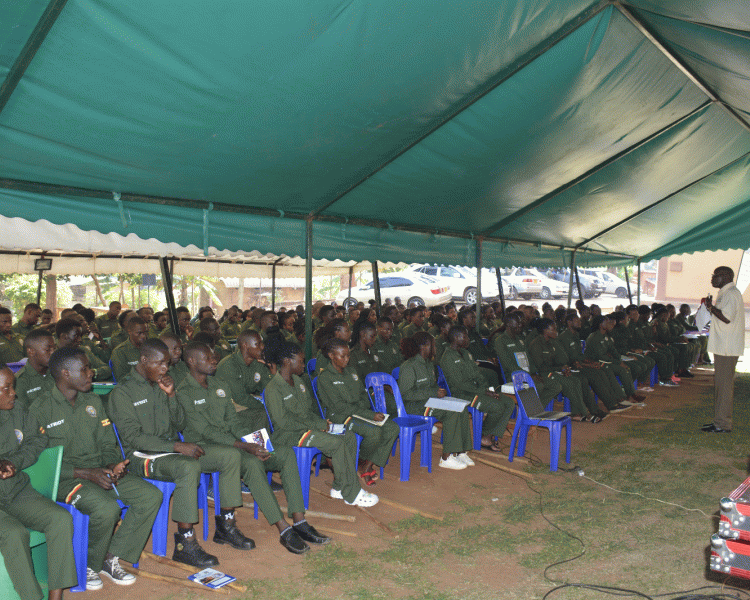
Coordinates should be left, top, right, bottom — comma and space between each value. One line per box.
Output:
702, 266, 746, 434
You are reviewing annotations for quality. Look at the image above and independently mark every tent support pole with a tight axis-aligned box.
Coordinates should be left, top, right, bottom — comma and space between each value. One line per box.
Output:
625, 266, 632, 305
304, 218, 313, 362
574, 265, 584, 305
495, 268, 505, 319
475, 238, 483, 333
348, 266, 353, 296
36, 271, 43, 305
637, 262, 641, 305
160, 257, 179, 337
567, 250, 577, 309
271, 263, 277, 311
371, 262, 382, 318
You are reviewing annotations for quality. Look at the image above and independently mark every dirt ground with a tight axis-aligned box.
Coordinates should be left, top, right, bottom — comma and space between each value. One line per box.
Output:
76, 364, 750, 600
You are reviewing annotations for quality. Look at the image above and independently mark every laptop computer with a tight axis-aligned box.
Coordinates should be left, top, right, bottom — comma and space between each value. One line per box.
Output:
516, 386, 570, 421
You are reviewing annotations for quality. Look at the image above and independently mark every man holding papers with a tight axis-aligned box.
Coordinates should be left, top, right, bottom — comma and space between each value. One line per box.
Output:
109, 339, 251, 568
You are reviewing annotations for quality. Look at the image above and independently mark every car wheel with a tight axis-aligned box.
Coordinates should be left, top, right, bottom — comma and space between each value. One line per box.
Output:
615, 287, 628, 298
407, 296, 425, 307
571, 287, 580, 299
463, 287, 477, 305
540, 287, 551, 299
342, 297, 358, 309
505, 286, 518, 300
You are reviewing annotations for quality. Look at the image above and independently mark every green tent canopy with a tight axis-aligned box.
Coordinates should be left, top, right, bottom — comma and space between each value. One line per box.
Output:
1, 0, 748, 268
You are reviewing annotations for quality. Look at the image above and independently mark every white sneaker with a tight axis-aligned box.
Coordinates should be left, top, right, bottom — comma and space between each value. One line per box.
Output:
439, 455, 467, 470
86, 567, 103, 591
330, 488, 343, 500
100, 557, 136, 586
345, 489, 379, 507
619, 400, 636, 406
455, 453, 475, 466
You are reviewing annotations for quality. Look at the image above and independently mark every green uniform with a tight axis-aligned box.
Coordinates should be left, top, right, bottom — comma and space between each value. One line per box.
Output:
401, 323, 422, 339
109, 370, 240, 523
13, 365, 54, 410
213, 337, 233, 361
653, 321, 690, 371
147, 325, 161, 339
635, 318, 675, 380
95, 315, 120, 340
493, 332, 561, 404
281, 329, 301, 348
10, 321, 35, 338
30, 387, 161, 571
434, 336, 450, 365
108, 329, 128, 350
0, 333, 25, 363
348, 345, 381, 381
179, 374, 304, 525
557, 329, 623, 409
82, 337, 112, 364
110, 340, 141, 382
372, 336, 402, 376
169, 361, 189, 389
81, 345, 113, 381
610, 324, 652, 383
668, 318, 700, 365
312, 350, 329, 377
676, 314, 708, 361
438, 347, 514, 438
264, 373, 361, 503
317, 366, 399, 468
221, 321, 241, 339
584, 331, 635, 397
398, 354, 471, 454
215, 352, 271, 432
0, 403, 77, 600
528, 336, 596, 417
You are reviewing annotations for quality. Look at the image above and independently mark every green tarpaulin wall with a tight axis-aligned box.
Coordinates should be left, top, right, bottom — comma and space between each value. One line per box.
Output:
1, 0, 749, 268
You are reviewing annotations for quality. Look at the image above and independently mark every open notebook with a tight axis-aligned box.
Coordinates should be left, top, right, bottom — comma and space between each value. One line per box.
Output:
516, 386, 570, 421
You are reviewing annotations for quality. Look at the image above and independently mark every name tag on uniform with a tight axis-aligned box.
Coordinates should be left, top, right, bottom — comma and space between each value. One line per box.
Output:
47, 419, 64, 428
333, 381, 344, 385
284, 394, 293, 400
194, 399, 206, 405
27, 386, 41, 394
133, 399, 148, 406
417, 377, 428, 383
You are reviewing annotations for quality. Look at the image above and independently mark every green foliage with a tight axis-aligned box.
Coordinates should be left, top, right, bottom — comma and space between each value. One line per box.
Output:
0, 274, 45, 316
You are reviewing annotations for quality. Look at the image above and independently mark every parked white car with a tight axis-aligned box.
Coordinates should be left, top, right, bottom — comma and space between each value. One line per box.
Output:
581, 269, 631, 298
500, 267, 544, 299
335, 272, 452, 308
521, 268, 569, 299
406, 265, 499, 305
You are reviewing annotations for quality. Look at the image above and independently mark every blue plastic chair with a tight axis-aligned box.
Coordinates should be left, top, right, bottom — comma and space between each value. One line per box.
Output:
365, 372, 432, 482
312, 376, 364, 468
391, 367, 400, 380
260, 391, 322, 509
306, 358, 316, 377
436, 365, 484, 451
108, 359, 117, 384
509, 370, 571, 472
6, 360, 26, 373
649, 364, 658, 386
546, 394, 572, 413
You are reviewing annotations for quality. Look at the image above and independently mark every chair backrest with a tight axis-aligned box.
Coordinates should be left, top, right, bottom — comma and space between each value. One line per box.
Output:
482, 338, 488, 346
365, 372, 408, 418
310, 377, 326, 418
391, 367, 400, 380
497, 361, 507, 384
306, 358, 316, 377
109, 359, 117, 383
259, 391, 274, 432
111, 423, 127, 460
435, 365, 451, 395
6, 360, 27, 373
24, 445, 63, 501
511, 370, 539, 420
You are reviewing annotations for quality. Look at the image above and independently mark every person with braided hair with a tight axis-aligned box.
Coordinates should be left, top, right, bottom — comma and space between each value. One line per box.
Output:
311, 319, 351, 377
264, 336, 378, 507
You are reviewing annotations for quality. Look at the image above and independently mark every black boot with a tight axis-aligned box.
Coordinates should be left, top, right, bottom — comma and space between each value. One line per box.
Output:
172, 531, 219, 568
213, 515, 255, 550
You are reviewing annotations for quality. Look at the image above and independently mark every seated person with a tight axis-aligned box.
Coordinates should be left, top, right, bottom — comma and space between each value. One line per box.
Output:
11, 303, 41, 337
439, 326, 515, 452
109, 339, 253, 567
259, 312, 279, 343
399, 333, 473, 470
153, 312, 169, 336
317, 339, 399, 487
40, 309, 54, 328
108, 310, 134, 350
78, 309, 112, 363
30, 348, 162, 589
263, 337, 377, 507
56, 318, 112, 381
110, 317, 151, 382
199, 318, 233, 361
372, 318, 402, 376
348, 322, 381, 381
95, 302, 121, 340
311, 319, 351, 376
0, 364, 77, 600
458, 308, 502, 387
175, 307, 194, 345
15, 329, 57, 409
158, 331, 189, 388
220, 307, 242, 340
178, 342, 329, 554
0, 308, 25, 363
677, 303, 709, 364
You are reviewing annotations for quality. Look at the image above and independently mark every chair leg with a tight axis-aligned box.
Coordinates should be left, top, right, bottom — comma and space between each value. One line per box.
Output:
508, 423, 521, 463
398, 429, 414, 482
564, 421, 572, 465
56, 503, 89, 593
146, 481, 174, 557
419, 428, 432, 472
549, 426, 561, 472
294, 451, 313, 510
517, 426, 529, 456
468, 407, 484, 450
197, 474, 210, 541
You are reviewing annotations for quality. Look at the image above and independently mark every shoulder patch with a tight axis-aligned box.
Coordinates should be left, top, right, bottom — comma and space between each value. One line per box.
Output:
86, 405, 97, 418
14, 429, 23, 443
299, 384, 306, 393
253, 372, 261, 383
351, 373, 359, 381
216, 388, 226, 398
373, 355, 379, 362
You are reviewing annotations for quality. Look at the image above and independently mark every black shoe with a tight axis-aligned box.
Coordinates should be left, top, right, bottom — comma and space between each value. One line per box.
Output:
213, 516, 255, 550
701, 422, 714, 430
172, 532, 219, 568
270, 480, 284, 492
610, 403, 632, 413
679, 369, 695, 378
279, 527, 310, 554
702, 424, 731, 433
293, 521, 331, 544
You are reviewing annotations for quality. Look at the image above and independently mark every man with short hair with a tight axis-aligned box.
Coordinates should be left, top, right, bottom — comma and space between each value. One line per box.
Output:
11, 303, 41, 337
372, 318, 402, 375
95, 302, 122, 340
220, 307, 241, 339
57, 319, 113, 382
110, 317, 148, 382
108, 311, 134, 349
199, 317, 232, 360
15, 328, 57, 408
41, 308, 54, 327
30, 348, 161, 589
175, 307, 193, 344
159, 331, 189, 388
109, 339, 251, 567
702, 266, 745, 433
0, 308, 24, 363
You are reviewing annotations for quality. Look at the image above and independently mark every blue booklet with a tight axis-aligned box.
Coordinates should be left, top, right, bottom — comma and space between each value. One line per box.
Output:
188, 568, 236, 589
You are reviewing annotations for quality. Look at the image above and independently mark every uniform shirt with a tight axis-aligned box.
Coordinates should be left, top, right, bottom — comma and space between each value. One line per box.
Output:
398, 354, 440, 408
177, 374, 248, 446
434, 336, 450, 364
95, 315, 120, 340
401, 323, 421, 339
14, 364, 54, 409
281, 329, 301, 348
557, 329, 585, 365
0, 332, 25, 363
220, 321, 241, 339
439, 347, 486, 400
528, 336, 570, 377
108, 370, 185, 458
317, 365, 375, 424
348, 345, 380, 382
584, 330, 619, 363
30, 387, 121, 481
626, 321, 649, 350
212, 337, 233, 362
0, 403, 47, 502
708, 281, 745, 356
652, 320, 676, 344
10, 320, 35, 337
169, 361, 189, 389
215, 352, 270, 411
109, 329, 129, 350
610, 324, 633, 355
82, 337, 111, 364
264, 373, 326, 447
675, 314, 698, 332
467, 329, 494, 361
313, 350, 329, 376
493, 332, 533, 378
147, 325, 161, 339
110, 340, 141, 382
372, 336, 402, 376
82, 345, 113, 381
